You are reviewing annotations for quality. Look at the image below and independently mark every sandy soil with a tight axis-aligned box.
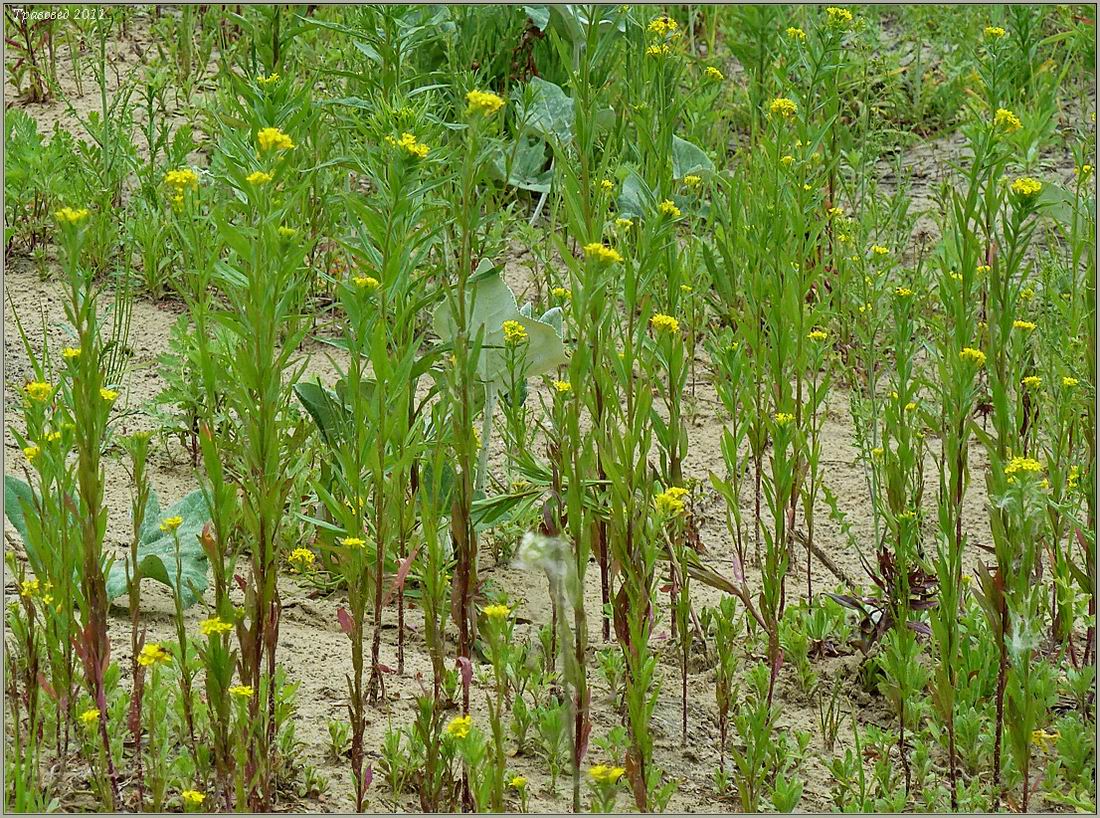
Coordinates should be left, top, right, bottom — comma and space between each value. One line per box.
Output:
2, 9, 1082, 815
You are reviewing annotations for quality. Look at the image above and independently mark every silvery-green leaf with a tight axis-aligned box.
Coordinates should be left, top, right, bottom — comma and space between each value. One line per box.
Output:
672, 135, 714, 179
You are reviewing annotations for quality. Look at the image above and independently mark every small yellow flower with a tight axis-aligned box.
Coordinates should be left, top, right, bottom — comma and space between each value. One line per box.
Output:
1063, 376, 1079, 388
288, 548, 315, 572
1011, 176, 1042, 199
445, 714, 473, 739
257, 126, 294, 152
482, 604, 511, 621
895, 287, 914, 297
100, 387, 119, 402
466, 89, 504, 116
353, 275, 381, 290
827, 206, 844, 218
1077, 164, 1094, 179
774, 412, 795, 426
199, 617, 234, 637
871, 245, 890, 256
246, 170, 273, 185
502, 320, 529, 346
256, 71, 280, 85
181, 790, 206, 806
80, 708, 100, 726
871, 447, 885, 459
510, 775, 527, 790
229, 684, 254, 698
62, 347, 81, 360
780, 154, 795, 167
138, 643, 171, 667
786, 26, 807, 40
1013, 319, 1036, 332
551, 287, 571, 300
983, 25, 1006, 39
657, 199, 681, 218
386, 132, 430, 159
45, 431, 61, 443
994, 107, 1022, 133
704, 66, 724, 82
1004, 456, 1043, 477
769, 97, 798, 119
553, 380, 572, 395
905, 401, 917, 412
23, 445, 40, 461
654, 486, 689, 517
1022, 375, 1042, 390
20, 579, 41, 598
24, 381, 52, 401
341, 536, 367, 548
650, 313, 680, 333
647, 15, 678, 37
683, 175, 701, 187
164, 168, 199, 191
646, 43, 672, 58
977, 264, 992, 275
278, 226, 298, 239
583, 243, 623, 264
600, 179, 614, 192
159, 516, 184, 534
960, 347, 986, 367
808, 329, 828, 342
1031, 728, 1060, 751
588, 764, 626, 784
55, 206, 90, 225
825, 7, 854, 27
615, 218, 634, 230
1068, 465, 1080, 489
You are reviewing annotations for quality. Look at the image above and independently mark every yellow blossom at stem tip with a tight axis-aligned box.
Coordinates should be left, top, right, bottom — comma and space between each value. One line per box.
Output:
502, 320, 528, 345
466, 89, 504, 116
199, 617, 234, 637
445, 714, 473, 739
769, 97, 798, 119
482, 604, 511, 621
588, 764, 626, 784
181, 790, 206, 806
257, 126, 294, 151
159, 516, 183, 533
25, 381, 52, 401
100, 387, 119, 402
55, 206, 90, 224
80, 708, 100, 726
583, 243, 623, 264
650, 313, 680, 333
138, 643, 171, 667
229, 685, 254, 698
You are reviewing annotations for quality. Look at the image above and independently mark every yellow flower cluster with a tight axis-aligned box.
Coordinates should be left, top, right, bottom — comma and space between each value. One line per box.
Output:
1021, 375, 1042, 390
20, 578, 53, 605
246, 170, 273, 185
288, 548, 315, 572
80, 708, 100, 726
615, 217, 634, 230
160, 516, 184, 533
600, 179, 614, 192
588, 764, 626, 784
774, 412, 795, 426
871, 245, 890, 256
63, 346, 81, 359
994, 107, 1022, 133
1013, 319, 1036, 332
510, 775, 527, 790
983, 25, 1006, 39
257, 72, 280, 85
657, 199, 681, 218
278, 226, 298, 239
100, 387, 119, 402
229, 684, 254, 698
786, 26, 807, 40
553, 380, 572, 395
23, 445, 40, 461
650, 313, 680, 333
482, 604, 511, 620
551, 286, 571, 300
1063, 376, 1079, 388
138, 643, 171, 667
502, 319, 529, 345
704, 66, 724, 82
165, 168, 199, 197
1004, 456, 1042, 477
341, 536, 366, 548
386, 132, 429, 159
1030, 728, 1059, 751
808, 329, 828, 342
960, 347, 986, 367
199, 617, 234, 637
445, 714, 473, 739
584, 243, 623, 264
647, 15, 678, 37
353, 275, 381, 290
654, 486, 689, 516
769, 97, 798, 119
466, 89, 504, 116
56, 206, 90, 225
1011, 176, 1042, 198
646, 43, 672, 58
257, 126, 295, 152
181, 790, 206, 806
683, 175, 701, 187
895, 287, 914, 297
825, 7, 854, 27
